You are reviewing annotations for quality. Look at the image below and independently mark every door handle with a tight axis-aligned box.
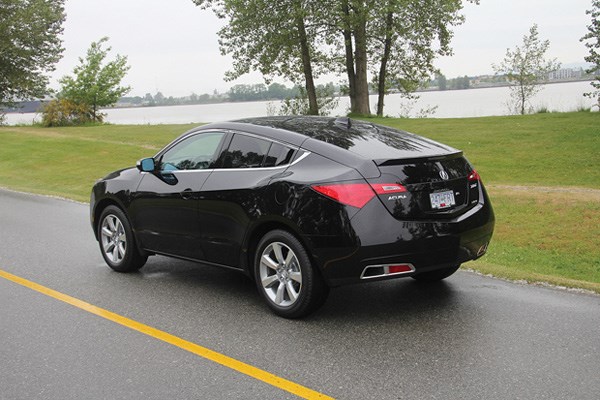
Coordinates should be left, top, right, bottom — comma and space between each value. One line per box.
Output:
180, 188, 193, 200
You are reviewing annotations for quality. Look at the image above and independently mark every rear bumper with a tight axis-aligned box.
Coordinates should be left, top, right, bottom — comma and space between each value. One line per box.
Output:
307, 188, 495, 287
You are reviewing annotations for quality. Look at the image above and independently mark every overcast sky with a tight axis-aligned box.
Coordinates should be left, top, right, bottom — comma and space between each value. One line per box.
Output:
50, 0, 594, 97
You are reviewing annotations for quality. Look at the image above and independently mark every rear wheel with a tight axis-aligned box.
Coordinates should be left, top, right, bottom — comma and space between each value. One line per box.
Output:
98, 206, 147, 272
254, 230, 328, 318
412, 264, 460, 282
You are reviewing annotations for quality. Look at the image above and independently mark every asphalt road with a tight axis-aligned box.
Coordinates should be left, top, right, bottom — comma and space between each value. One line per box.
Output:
1, 188, 599, 399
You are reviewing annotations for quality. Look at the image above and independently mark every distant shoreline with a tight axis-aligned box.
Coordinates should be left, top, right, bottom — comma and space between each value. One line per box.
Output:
415, 77, 595, 93
2, 78, 595, 115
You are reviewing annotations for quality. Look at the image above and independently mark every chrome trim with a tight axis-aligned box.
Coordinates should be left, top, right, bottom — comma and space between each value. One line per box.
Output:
149, 169, 216, 174
360, 263, 416, 279
209, 151, 311, 172
290, 150, 311, 166
142, 151, 311, 174
154, 127, 310, 173
211, 166, 287, 172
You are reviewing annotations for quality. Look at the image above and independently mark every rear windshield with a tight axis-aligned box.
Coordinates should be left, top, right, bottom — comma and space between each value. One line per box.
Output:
241, 116, 458, 161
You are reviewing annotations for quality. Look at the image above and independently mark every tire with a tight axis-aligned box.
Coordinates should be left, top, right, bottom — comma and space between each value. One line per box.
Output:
411, 264, 460, 282
254, 230, 329, 318
98, 205, 147, 272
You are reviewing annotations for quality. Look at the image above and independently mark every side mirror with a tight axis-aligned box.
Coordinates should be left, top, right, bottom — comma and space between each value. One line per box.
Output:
137, 157, 156, 172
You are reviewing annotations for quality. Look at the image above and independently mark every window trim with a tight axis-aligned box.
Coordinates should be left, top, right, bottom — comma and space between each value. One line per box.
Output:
155, 130, 230, 172
153, 129, 308, 172
210, 150, 310, 172
214, 131, 301, 171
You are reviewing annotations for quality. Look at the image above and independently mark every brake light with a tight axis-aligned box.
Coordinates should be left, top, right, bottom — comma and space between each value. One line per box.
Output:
311, 184, 375, 208
370, 183, 407, 194
468, 170, 481, 182
311, 182, 407, 208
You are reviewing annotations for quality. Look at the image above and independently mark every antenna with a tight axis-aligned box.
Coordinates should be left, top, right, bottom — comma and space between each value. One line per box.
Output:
334, 116, 352, 129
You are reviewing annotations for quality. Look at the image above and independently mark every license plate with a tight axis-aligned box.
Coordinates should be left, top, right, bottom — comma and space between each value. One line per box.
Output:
430, 190, 455, 210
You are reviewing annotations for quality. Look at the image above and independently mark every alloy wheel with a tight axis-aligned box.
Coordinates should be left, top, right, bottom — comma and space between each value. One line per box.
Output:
259, 242, 303, 307
100, 214, 127, 265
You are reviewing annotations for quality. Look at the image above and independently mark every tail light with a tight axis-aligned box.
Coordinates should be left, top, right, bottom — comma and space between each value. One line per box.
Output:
370, 183, 407, 194
311, 182, 407, 208
468, 170, 481, 182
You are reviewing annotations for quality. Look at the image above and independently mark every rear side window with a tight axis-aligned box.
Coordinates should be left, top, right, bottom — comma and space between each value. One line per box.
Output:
220, 134, 271, 168
264, 142, 295, 167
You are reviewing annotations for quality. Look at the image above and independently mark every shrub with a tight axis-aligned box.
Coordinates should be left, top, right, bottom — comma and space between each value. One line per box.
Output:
41, 99, 97, 127
536, 106, 550, 114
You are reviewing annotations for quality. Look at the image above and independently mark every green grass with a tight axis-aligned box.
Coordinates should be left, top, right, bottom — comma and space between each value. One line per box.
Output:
368, 113, 600, 292
1, 113, 599, 292
471, 187, 600, 292
366, 112, 600, 189
0, 124, 195, 201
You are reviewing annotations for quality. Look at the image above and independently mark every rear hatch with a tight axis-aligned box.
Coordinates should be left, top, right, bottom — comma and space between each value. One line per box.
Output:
267, 117, 482, 220
369, 153, 481, 220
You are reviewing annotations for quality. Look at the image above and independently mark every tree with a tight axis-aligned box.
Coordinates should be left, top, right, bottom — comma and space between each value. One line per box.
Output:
154, 91, 165, 104
366, 0, 476, 116
193, 0, 327, 115
267, 83, 291, 99
581, 0, 600, 108
0, 0, 65, 115
59, 37, 131, 122
279, 83, 339, 116
195, 0, 473, 116
493, 24, 560, 115
436, 73, 447, 91
143, 93, 155, 106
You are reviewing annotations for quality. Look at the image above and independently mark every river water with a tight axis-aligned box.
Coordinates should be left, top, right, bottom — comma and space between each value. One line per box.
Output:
4, 81, 595, 125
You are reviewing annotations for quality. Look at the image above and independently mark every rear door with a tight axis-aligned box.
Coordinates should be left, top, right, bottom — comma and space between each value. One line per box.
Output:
198, 133, 296, 267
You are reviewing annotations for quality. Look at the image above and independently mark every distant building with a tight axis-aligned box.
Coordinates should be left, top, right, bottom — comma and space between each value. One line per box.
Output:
548, 68, 583, 80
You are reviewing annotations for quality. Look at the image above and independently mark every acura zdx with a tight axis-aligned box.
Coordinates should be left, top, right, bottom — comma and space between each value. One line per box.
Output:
90, 116, 494, 318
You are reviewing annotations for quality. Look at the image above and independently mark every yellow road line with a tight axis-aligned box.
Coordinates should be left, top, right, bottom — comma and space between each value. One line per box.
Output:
0, 269, 333, 400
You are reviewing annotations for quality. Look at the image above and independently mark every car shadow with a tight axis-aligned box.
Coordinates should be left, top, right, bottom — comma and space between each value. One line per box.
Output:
128, 256, 475, 325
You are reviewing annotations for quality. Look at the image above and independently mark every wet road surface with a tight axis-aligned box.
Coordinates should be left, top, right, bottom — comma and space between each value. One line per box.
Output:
1, 189, 599, 399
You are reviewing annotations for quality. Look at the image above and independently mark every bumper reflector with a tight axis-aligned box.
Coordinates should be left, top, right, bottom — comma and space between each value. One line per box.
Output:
360, 263, 415, 279
477, 243, 489, 257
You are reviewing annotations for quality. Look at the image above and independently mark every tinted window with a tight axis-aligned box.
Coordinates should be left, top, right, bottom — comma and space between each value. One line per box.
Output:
220, 134, 270, 169
264, 142, 295, 167
237, 116, 458, 161
160, 132, 225, 171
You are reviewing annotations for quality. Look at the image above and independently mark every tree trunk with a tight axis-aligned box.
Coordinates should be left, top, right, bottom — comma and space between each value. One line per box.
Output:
520, 82, 526, 115
295, 12, 318, 115
376, 11, 394, 117
341, 0, 356, 113
352, 4, 371, 115
93, 94, 97, 122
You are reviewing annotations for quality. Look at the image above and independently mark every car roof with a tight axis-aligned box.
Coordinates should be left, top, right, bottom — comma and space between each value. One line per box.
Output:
196, 116, 461, 165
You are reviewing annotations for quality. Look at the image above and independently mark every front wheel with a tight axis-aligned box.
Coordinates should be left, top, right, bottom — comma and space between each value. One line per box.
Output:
411, 264, 460, 282
98, 206, 147, 272
254, 230, 329, 318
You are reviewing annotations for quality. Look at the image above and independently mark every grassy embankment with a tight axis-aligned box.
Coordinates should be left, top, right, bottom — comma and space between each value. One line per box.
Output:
1, 112, 598, 292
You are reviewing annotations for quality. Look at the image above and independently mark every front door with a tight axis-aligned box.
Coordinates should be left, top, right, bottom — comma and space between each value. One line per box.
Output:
131, 131, 227, 259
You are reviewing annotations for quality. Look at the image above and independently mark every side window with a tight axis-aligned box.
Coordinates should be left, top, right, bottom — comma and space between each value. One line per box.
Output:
264, 142, 295, 167
220, 134, 271, 169
160, 132, 225, 171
